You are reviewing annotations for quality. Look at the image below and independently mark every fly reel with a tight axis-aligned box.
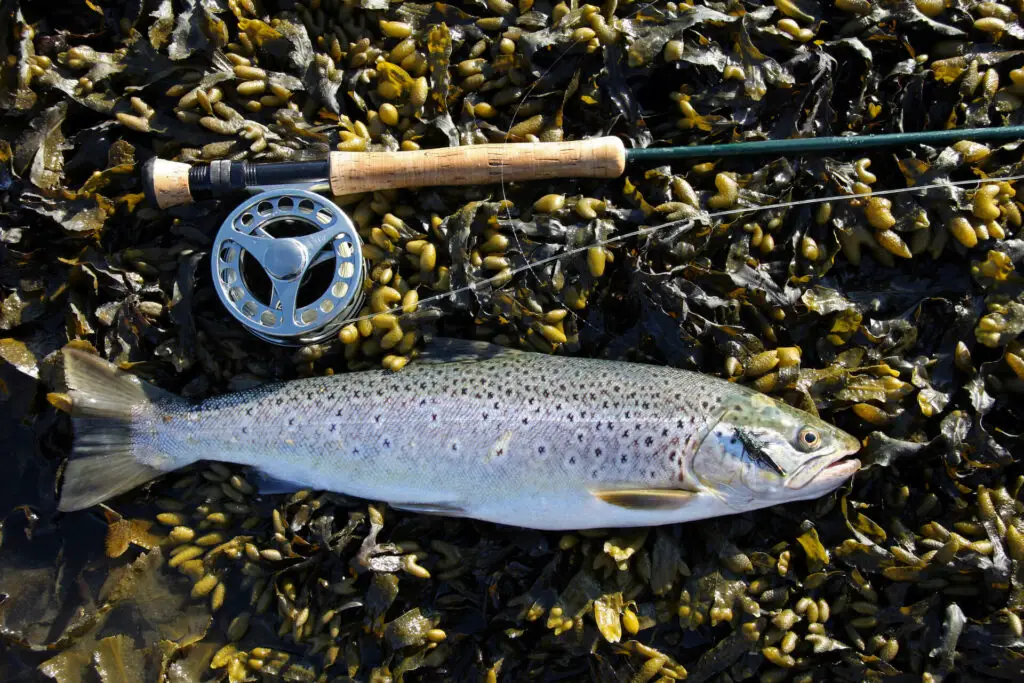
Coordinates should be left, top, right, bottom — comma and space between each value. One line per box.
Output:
211, 188, 365, 346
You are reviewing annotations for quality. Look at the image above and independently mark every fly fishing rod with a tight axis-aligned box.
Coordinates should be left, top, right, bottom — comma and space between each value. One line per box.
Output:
141, 124, 1024, 345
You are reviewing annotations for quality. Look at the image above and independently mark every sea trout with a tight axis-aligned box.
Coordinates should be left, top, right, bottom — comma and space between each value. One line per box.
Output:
57, 340, 861, 529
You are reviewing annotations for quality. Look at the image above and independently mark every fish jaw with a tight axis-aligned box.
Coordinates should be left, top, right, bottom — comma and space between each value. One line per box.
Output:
779, 458, 861, 504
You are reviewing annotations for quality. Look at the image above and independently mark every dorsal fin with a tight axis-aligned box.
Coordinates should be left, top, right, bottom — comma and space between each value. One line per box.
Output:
416, 337, 525, 364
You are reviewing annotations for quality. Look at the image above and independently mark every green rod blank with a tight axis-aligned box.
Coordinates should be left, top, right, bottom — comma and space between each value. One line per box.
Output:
624, 124, 1024, 163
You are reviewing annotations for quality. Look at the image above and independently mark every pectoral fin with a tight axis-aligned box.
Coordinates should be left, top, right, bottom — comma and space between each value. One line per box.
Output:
591, 488, 698, 510
389, 501, 468, 517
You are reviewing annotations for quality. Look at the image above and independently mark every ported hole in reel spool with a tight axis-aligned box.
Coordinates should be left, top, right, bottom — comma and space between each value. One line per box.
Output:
237, 217, 339, 311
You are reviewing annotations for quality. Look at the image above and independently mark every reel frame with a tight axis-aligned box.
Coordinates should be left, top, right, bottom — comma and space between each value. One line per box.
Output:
211, 188, 365, 346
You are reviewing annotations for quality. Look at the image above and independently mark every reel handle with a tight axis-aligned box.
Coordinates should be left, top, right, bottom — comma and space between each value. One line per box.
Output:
142, 137, 626, 209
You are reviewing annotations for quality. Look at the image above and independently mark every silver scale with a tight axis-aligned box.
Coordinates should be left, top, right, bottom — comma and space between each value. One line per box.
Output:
211, 189, 366, 346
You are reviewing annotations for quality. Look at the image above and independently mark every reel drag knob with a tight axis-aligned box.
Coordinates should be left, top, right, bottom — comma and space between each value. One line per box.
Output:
212, 189, 365, 346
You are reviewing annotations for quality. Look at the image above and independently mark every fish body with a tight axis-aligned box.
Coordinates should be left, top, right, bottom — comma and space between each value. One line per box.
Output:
58, 342, 861, 529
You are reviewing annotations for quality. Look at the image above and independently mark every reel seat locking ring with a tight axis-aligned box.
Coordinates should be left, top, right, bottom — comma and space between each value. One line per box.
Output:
212, 188, 365, 346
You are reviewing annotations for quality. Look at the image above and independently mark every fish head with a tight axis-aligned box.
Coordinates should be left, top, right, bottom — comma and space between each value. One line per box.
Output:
691, 391, 861, 506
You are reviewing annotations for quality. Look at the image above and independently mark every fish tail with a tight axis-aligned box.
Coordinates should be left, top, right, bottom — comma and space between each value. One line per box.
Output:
57, 349, 189, 512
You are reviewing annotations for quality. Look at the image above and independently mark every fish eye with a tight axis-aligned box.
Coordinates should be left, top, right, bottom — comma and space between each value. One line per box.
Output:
797, 427, 821, 451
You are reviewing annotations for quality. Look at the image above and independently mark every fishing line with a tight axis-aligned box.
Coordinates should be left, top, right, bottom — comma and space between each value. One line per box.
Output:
342, 170, 1024, 331
481, 4, 1024, 343
495, 0, 669, 301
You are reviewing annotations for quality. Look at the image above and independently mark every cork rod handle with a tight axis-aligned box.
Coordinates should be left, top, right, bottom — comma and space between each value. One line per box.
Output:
329, 137, 626, 196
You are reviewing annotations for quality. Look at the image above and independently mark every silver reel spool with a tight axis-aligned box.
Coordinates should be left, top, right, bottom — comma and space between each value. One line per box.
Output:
212, 188, 365, 346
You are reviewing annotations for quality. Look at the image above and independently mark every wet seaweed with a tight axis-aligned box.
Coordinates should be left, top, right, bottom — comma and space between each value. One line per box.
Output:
1, 0, 1024, 681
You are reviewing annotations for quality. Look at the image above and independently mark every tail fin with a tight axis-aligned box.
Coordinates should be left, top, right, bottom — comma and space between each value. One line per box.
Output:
58, 349, 185, 512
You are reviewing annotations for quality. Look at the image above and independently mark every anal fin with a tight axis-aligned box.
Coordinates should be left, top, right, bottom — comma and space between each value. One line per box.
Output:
591, 488, 697, 510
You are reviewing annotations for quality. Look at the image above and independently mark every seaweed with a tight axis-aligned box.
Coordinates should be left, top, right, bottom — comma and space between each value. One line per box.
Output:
1, 0, 1024, 680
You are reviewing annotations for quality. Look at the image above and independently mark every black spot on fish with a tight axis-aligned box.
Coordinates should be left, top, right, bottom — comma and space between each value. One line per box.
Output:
288, 418, 295, 426
538, 446, 546, 454
645, 436, 654, 447
383, 439, 391, 448
662, 428, 669, 437
569, 456, 576, 464
522, 417, 529, 425
625, 410, 631, 418
330, 424, 336, 432
374, 415, 381, 423
621, 454, 628, 463
595, 447, 603, 457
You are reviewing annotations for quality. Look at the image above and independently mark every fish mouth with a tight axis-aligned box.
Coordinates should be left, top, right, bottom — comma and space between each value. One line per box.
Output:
784, 455, 861, 490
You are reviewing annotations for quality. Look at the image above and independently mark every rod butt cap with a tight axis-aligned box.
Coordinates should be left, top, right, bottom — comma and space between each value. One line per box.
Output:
142, 158, 193, 208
